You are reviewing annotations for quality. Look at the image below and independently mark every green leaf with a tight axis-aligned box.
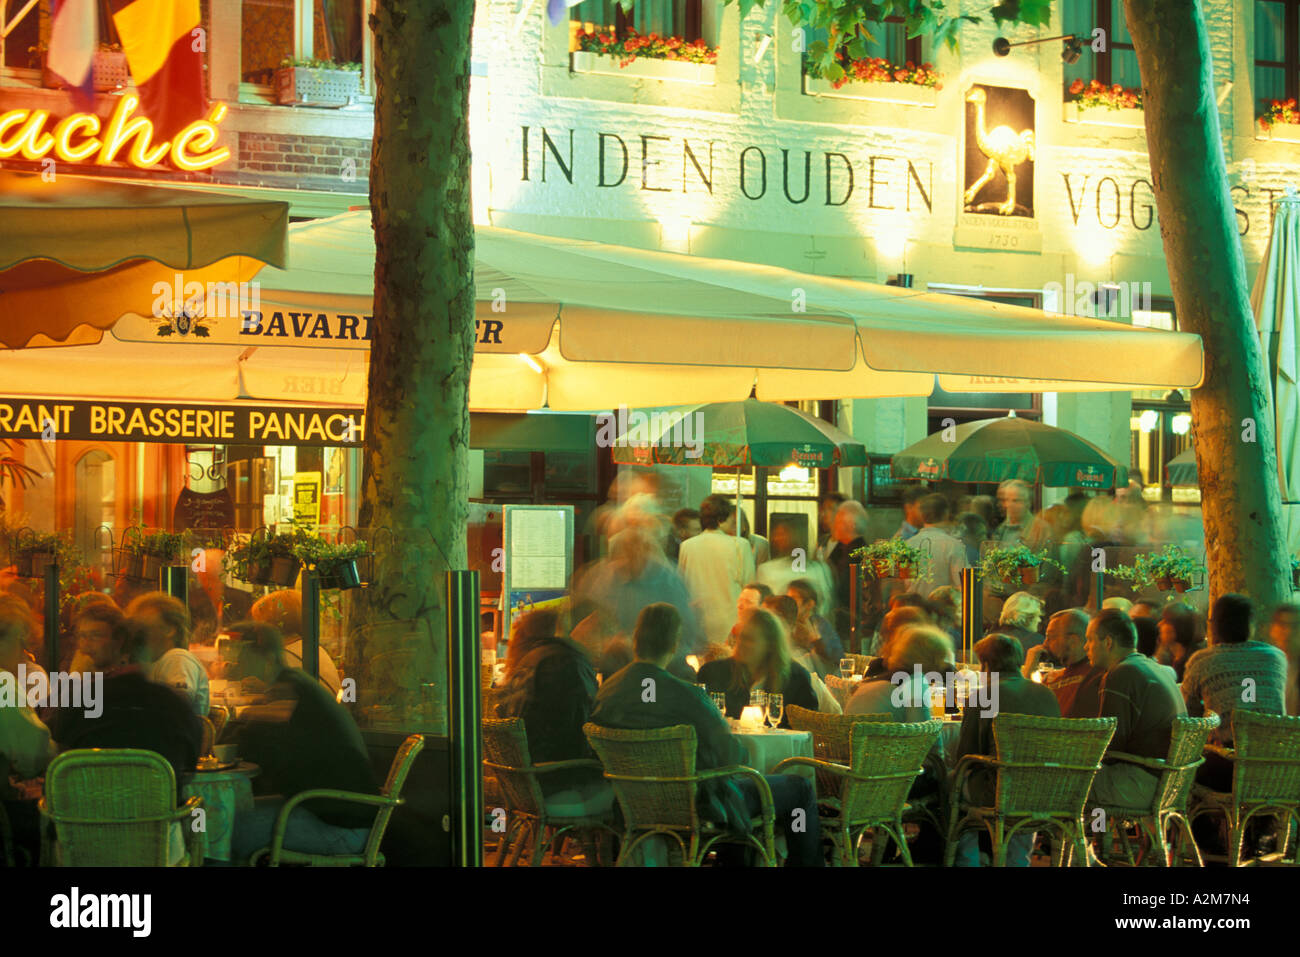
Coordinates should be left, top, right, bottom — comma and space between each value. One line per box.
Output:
739, 0, 762, 21
824, 61, 846, 82
989, 0, 1020, 23
846, 35, 868, 59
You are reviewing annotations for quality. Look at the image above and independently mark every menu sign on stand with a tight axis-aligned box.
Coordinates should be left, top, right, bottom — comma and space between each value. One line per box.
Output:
502, 505, 574, 628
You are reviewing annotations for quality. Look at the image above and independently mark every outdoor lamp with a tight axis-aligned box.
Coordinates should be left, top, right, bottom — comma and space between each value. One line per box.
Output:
1172, 413, 1192, 436
992, 34, 1084, 64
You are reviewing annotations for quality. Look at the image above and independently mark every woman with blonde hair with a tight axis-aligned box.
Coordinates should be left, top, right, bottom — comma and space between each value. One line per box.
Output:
997, 591, 1045, 657
698, 607, 818, 726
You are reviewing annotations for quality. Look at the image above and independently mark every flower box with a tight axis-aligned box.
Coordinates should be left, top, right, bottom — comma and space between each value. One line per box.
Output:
803, 75, 938, 107
1258, 121, 1300, 144
570, 50, 715, 85
1064, 103, 1145, 129
275, 66, 362, 106
42, 51, 129, 92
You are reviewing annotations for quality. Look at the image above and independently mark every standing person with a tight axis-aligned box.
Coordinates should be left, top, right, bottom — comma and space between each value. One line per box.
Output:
1268, 603, 1300, 715
993, 480, 1036, 546
590, 603, 822, 866
665, 508, 700, 564
126, 592, 210, 718
678, 494, 755, 651
1085, 609, 1186, 810
738, 511, 771, 567
826, 500, 869, 641
954, 512, 989, 568
906, 494, 967, 594
813, 491, 846, 562
1181, 595, 1288, 784
893, 486, 928, 540
698, 608, 818, 726
1023, 608, 1105, 717
952, 632, 1060, 867
757, 521, 834, 607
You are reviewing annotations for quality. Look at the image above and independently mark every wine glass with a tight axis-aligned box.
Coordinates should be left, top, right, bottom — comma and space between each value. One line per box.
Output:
710, 691, 727, 714
839, 657, 855, 680
750, 689, 767, 708
766, 692, 784, 729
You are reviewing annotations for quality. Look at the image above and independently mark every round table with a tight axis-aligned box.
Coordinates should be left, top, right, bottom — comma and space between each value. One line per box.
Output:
731, 728, 815, 780
183, 761, 260, 863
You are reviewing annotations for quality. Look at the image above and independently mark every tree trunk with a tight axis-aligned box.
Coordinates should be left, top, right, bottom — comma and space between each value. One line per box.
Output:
1125, 0, 1290, 618
354, 0, 476, 730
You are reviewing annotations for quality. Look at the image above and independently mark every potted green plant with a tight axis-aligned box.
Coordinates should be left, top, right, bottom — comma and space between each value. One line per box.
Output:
295, 537, 369, 590
225, 532, 302, 587
13, 530, 60, 578
120, 529, 189, 583
1114, 545, 1200, 593
852, 539, 929, 581
275, 57, 363, 106
977, 545, 1063, 586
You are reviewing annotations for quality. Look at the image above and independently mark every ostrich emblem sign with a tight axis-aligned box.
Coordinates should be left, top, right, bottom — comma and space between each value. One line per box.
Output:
956, 83, 1039, 249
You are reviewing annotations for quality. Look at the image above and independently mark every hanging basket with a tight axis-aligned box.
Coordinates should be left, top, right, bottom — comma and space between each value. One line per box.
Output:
317, 558, 362, 591
245, 559, 275, 586
872, 560, 892, 579
15, 548, 56, 579
1019, 565, 1038, 586
1157, 575, 1173, 592
1171, 578, 1190, 594
896, 564, 915, 581
269, 555, 301, 587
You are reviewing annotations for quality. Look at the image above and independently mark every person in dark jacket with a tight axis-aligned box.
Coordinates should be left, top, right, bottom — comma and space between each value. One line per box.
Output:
591, 603, 821, 866
224, 622, 380, 864
494, 609, 603, 797
698, 608, 818, 727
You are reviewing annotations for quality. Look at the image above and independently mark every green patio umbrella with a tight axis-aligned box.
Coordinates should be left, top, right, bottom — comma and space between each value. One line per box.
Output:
891, 414, 1129, 488
1167, 447, 1197, 488
608, 398, 867, 468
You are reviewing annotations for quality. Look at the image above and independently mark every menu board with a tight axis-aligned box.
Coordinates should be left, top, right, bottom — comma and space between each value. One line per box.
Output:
503, 505, 574, 626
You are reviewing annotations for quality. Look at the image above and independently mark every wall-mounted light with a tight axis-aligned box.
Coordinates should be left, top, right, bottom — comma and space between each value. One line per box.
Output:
753, 33, 772, 64
993, 33, 1084, 64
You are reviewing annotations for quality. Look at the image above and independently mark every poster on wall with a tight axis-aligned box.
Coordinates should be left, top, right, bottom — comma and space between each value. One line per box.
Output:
955, 83, 1042, 253
293, 472, 323, 530
502, 505, 574, 628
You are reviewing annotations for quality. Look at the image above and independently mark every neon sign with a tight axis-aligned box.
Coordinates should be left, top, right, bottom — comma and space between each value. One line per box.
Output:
0, 95, 230, 171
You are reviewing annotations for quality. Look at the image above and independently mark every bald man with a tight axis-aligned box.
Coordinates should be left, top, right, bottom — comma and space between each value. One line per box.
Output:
1026, 608, 1105, 718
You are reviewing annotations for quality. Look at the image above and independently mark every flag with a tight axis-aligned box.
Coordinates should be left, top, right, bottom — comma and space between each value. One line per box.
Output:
109, 0, 206, 141
47, 0, 97, 111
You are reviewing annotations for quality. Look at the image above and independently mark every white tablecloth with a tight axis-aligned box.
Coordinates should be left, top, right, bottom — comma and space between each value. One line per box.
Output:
732, 729, 814, 779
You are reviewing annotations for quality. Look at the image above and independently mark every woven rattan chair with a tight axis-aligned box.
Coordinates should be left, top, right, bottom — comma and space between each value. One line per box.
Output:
249, 733, 424, 866
483, 718, 616, 866
583, 722, 777, 867
945, 714, 1116, 867
1189, 710, 1300, 866
786, 706, 890, 802
776, 717, 941, 866
1087, 714, 1219, 866
40, 749, 205, 866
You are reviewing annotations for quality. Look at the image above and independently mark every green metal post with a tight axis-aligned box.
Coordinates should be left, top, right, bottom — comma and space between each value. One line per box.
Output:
447, 570, 482, 867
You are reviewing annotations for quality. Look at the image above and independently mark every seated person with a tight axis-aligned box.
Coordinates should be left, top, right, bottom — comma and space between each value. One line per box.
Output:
698, 608, 818, 727
225, 622, 381, 864
67, 598, 129, 676
1023, 608, 1105, 717
864, 605, 930, 675
998, 592, 1046, 658
494, 608, 606, 802
249, 590, 343, 696
1, 596, 55, 865
1133, 615, 1179, 685
762, 595, 841, 715
727, 583, 772, 649
785, 578, 843, 679
928, 586, 964, 654
49, 619, 202, 800
952, 633, 1060, 867
126, 593, 210, 717
591, 603, 822, 866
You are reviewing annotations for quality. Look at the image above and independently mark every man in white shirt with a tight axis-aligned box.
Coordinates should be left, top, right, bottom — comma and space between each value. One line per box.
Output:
127, 592, 210, 717
907, 494, 968, 594
678, 494, 755, 651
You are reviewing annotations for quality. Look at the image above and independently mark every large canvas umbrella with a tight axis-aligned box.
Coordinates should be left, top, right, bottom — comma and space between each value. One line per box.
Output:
891, 415, 1129, 488
1253, 192, 1300, 499
0, 171, 288, 349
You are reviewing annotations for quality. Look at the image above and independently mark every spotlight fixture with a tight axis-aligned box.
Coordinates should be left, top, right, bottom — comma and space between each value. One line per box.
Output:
992, 33, 1085, 64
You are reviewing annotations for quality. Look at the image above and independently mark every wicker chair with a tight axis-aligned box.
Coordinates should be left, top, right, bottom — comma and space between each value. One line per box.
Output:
249, 733, 424, 866
786, 706, 890, 802
1189, 710, 1300, 866
483, 718, 616, 866
776, 717, 941, 866
945, 714, 1116, 867
1087, 714, 1219, 866
40, 749, 205, 866
583, 722, 777, 867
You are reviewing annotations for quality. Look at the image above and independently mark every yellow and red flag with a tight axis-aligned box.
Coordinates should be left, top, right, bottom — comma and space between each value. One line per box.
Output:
109, 0, 206, 141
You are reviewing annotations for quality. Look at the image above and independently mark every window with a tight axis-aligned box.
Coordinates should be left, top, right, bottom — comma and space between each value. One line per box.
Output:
241, 0, 368, 90
803, 17, 924, 73
73, 450, 115, 567
570, 0, 705, 43
1063, 0, 1140, 93
1255, 0, 1298, 116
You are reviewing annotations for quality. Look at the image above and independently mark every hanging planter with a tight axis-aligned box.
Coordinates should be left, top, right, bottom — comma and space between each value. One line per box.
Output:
1019, 565, 1039, 586
13, 532, 59, 578
224, 531, 303, 587
978, 545, 1063, 587
854, 539, 929, 581
296, 538, 370, 591
117, 530, 188, 584
1113, 545, 1201, 594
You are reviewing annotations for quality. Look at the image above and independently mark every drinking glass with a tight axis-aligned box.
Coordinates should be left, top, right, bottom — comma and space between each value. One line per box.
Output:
750, 689, 767, 708
839, 658, 855, 680
766, 692, 784, 729
710, 691, 727, 714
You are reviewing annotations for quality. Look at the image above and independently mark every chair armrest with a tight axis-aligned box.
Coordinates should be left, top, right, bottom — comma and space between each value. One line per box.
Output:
483, 758, 604, 777
772, 756, 846, 776
266, 789, 401, 866
1106, 750, 1203, 773
39, 794, 206, 826
1203, 744, 1235, 763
